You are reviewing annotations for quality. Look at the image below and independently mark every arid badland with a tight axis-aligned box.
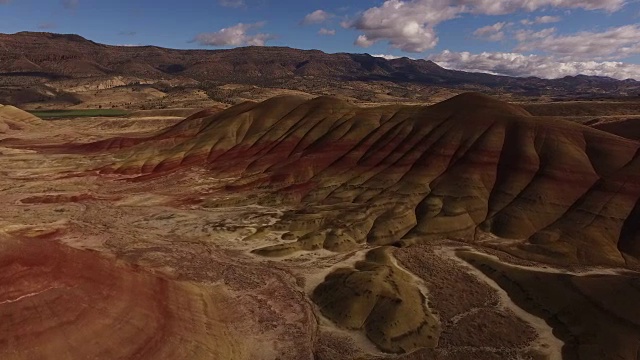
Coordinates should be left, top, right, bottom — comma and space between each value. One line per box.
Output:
1, 32, 640, 360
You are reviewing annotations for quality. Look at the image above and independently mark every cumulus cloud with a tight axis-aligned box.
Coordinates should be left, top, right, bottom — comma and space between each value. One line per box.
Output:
355, 35, 377, 48
372, 54, 402, 60
218, 0, 245, 8
473, 22, 510, 41
373, 54, 417, 60
346, 0, 454, 52
302, 10, 333, 25
372, 54, 417, 60
62, 0, 78, 9
428, 50, 640, 80
520, 15, 562, 25
318, 28, 336, 36
193, 22, 275, 47
458, 0, 625, 14
347, 0, 626, 52
516, 24, 640, 60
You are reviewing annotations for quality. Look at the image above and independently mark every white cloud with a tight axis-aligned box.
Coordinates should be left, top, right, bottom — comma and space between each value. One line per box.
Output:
458, 0, 625, 14
302, 10, 333, 25
355, 34, 377, 48
347, 0, 627, 52
537, 15, 561, 23
373, 54, 417, 60
516, 24, 640, 60
193, 22, 275, 47
218, 0, 245, 8
428, 50, 640, 80
372, 54, 402, 60
61, 0, 78, 9
473, 22, 510, 41
318, 28, 336, 36
346, 0, 454, 52
520, 15, 562, 25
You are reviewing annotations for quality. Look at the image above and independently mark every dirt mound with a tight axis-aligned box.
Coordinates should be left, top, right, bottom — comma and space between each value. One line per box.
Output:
312, 247, 440, 353
0, 104, 43, 133
431, 92, 532, 117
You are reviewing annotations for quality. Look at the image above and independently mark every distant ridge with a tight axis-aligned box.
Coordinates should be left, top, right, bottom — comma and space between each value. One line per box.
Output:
0, 31, 639, 99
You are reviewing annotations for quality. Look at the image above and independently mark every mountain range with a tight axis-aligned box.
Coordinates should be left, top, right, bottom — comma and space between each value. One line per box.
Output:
1, 31, 640, 108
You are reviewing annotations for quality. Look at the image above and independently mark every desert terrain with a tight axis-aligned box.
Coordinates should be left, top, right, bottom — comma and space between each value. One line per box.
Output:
1, 90, 640, 360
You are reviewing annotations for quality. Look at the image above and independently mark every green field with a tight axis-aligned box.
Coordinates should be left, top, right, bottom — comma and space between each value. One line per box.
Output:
28, 109, 130, 119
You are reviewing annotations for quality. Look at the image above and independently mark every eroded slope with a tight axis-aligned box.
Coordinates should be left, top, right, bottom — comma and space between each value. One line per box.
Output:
0, 234, 245, 360
92, 93, 640, 267
0, 104, 44, 133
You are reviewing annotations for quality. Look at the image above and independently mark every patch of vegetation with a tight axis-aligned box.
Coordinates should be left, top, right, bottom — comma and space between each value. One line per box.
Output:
28, 109, 130, 119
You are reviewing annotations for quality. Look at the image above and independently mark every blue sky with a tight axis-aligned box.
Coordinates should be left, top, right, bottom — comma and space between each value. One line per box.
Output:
2, 0, 640, 79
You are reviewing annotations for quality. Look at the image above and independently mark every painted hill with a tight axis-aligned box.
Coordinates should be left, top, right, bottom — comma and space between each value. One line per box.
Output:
73, 93, 640, 268
0, 104, 44, 133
